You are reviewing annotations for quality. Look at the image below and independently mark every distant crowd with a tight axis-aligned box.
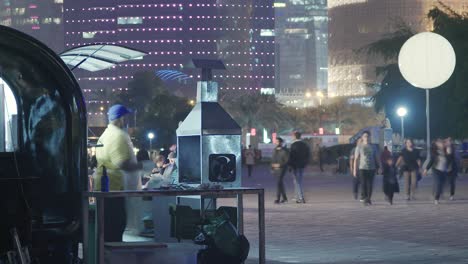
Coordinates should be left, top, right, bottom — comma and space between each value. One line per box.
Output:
245, 131, 461, 206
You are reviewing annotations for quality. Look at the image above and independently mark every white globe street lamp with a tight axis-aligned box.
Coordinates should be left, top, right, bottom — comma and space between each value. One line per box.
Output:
147, 132, 155, 150
396, 107, 408, 143
398, 32, 456, 159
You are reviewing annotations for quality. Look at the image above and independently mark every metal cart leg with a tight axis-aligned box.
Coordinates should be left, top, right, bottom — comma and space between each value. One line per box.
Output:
237, 194, 244, 235
258, 191, 265, 264
96, 197, 105, 264
82, 196, 89, 263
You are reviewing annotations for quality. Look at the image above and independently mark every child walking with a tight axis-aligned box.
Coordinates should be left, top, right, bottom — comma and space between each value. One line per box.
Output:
383, 157, 399, 205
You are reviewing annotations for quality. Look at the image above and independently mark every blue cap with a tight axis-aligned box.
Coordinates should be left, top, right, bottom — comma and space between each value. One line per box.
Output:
108, 104, 132, 121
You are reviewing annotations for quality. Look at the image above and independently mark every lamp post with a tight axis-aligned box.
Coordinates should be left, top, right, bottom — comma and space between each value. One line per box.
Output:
147, 132, 154, 150
398, 32, 456, 161
396, 107, 407, 144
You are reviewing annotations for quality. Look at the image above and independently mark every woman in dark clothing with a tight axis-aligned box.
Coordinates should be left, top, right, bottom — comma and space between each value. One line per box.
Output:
396, 139, 421, 201
382, 157, 399, 205
380, 146, 392, 165
271, 137, 289, 204
424, 139, 448, 205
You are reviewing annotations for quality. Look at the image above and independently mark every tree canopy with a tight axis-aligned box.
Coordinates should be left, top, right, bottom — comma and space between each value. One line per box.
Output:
362, 3, 468, 139
113, 71, 192, 149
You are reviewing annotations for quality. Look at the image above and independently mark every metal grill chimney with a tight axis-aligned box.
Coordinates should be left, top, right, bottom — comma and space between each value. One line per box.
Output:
176, 59, 242, 187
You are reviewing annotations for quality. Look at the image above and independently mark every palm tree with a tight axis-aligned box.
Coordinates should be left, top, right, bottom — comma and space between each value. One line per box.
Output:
360, 3, 468, 138
220, 93, 293, 134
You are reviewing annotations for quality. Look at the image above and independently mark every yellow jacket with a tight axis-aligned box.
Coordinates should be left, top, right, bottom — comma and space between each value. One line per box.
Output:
94, 124, 136, 191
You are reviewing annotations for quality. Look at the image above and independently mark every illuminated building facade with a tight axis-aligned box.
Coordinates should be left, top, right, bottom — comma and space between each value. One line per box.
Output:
64, 0, 275, 126
328, 0, 466, 98
275, 0, 328, 97
0, 0, 64, 53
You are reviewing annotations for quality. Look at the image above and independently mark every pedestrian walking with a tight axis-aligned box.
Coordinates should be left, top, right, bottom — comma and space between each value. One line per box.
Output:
349, 138, 362, 200
271, 137, 289, 204
396, 139, 422, 201
288, 131, 310, 204
382, 157, 399, 205
446, 138, 459, 201
353, 131, 381, 206
424, 139, 448, 205
245, 145, 256, 177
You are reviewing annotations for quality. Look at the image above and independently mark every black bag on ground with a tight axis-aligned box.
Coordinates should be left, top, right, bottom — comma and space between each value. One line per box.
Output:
195, 210, 249, 264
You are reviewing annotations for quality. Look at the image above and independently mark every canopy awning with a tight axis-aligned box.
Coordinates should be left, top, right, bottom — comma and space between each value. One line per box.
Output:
60, 44, 147, 72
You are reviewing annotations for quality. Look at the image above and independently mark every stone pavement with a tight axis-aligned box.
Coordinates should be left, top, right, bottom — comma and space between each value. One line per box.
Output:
226, 164, 468, 264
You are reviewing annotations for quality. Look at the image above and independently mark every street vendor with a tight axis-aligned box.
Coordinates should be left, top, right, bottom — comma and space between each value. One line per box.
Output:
94, 104, 142, 242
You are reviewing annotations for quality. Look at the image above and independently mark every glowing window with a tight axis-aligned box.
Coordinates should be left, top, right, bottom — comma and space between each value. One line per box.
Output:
82, 32, 96, 39
260, 29, 275, 37
260, 88, 275, 95
117, 17, 143, 25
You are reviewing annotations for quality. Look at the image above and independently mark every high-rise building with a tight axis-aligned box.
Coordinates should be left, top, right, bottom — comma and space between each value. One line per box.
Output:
0, 0, 64, 53
275, 0, 328, 101
328, 0, 467, 98
64, 0, 275, 126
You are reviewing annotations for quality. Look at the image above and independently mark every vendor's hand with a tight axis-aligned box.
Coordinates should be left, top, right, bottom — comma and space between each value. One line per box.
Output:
151, 168, 159, 174
272, 163, 280, 169
353, 169, 357, 177
423, 169, 428, 177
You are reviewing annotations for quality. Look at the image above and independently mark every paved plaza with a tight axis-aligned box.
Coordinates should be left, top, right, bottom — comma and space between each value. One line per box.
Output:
232, 164, 468, 264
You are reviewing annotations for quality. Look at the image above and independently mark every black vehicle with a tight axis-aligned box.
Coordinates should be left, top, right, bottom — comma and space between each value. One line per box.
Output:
0, 26, 87, 263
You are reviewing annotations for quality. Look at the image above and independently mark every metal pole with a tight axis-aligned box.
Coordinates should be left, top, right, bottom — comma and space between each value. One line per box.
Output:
426, 89, 430, 161
82, 195, 89, 264
96, 198, 105, 264
236, 194, 244, 235
149, 138, 152, 150
134, 110, 137, 128
401, 116, 404, 143
258, 191, 265, 264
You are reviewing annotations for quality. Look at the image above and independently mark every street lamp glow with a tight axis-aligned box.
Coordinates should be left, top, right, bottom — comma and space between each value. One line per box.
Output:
305, 92, 312, 98
396, 107, 407, 144
396, 107, 407, 117
147, 132, 155, 150
316, 91, 324, 106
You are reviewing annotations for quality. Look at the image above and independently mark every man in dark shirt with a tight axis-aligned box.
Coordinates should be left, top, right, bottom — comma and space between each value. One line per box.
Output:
288, 131, 310, 203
